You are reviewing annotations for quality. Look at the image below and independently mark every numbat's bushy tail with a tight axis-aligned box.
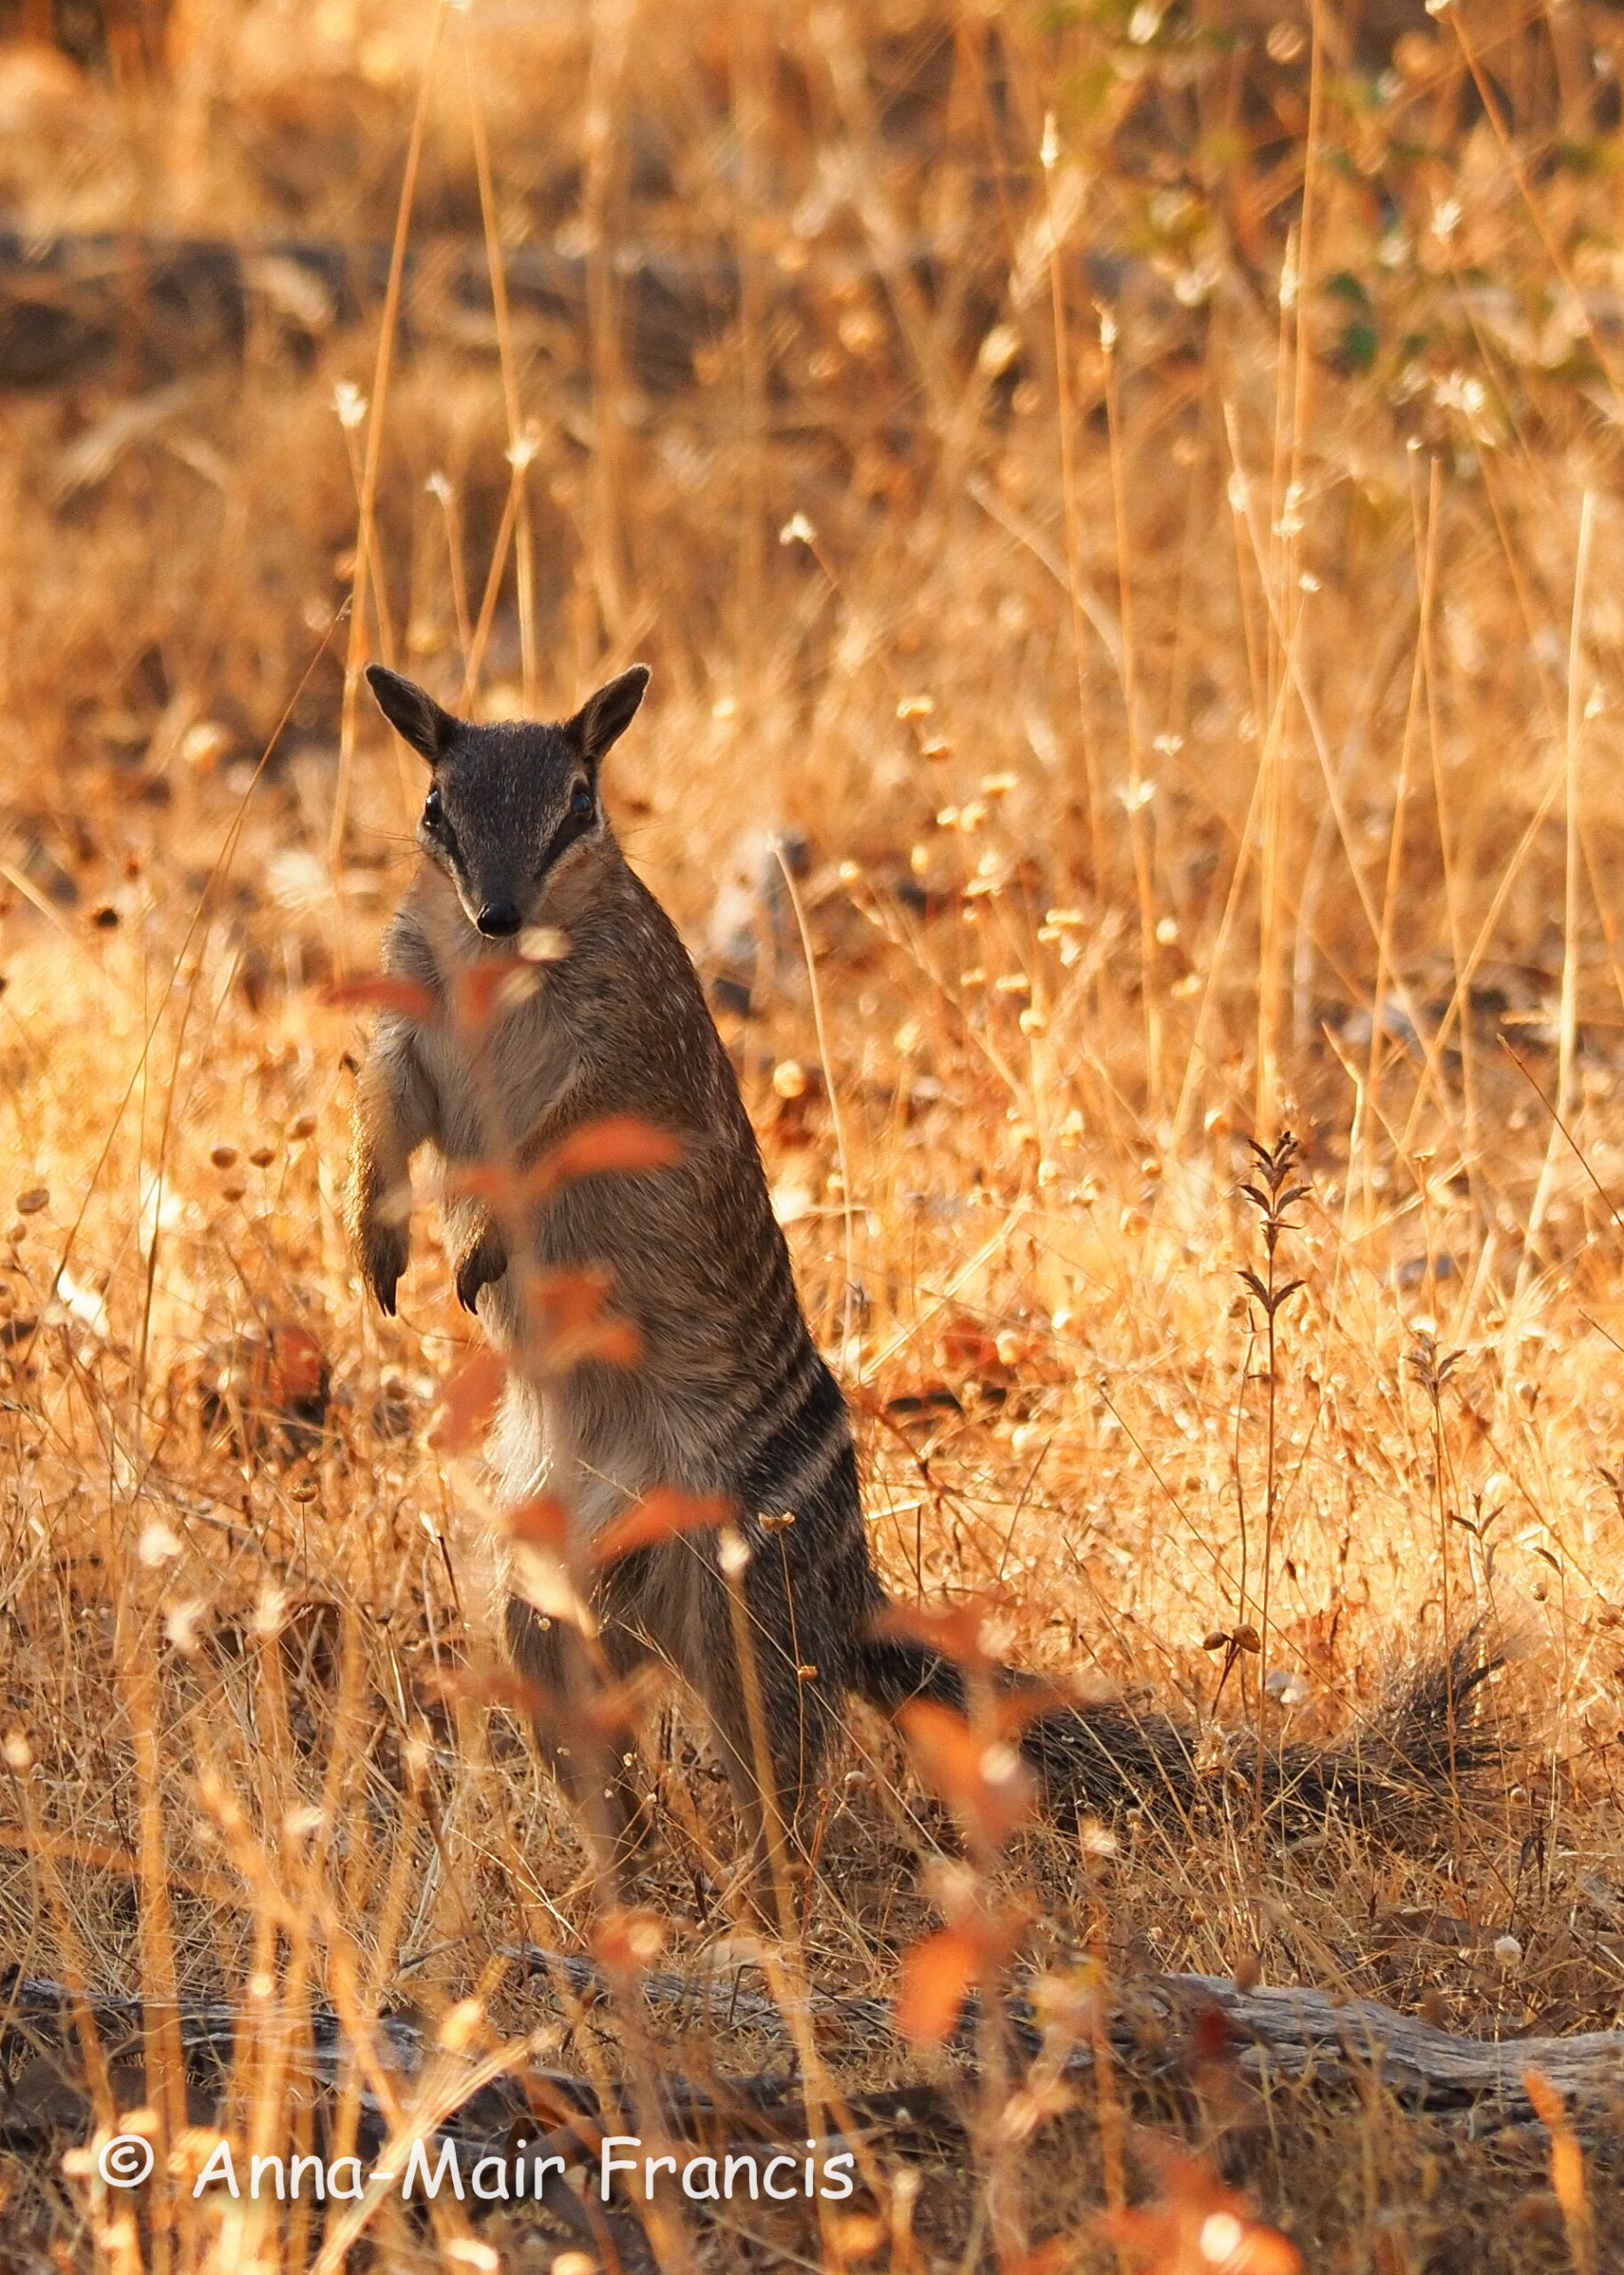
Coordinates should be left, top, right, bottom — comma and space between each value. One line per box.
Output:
860, 1627, 1500, 1840
347, 665, 1497, 1854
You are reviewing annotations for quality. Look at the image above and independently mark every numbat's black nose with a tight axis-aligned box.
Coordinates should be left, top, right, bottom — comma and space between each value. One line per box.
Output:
476, 901, 522, 937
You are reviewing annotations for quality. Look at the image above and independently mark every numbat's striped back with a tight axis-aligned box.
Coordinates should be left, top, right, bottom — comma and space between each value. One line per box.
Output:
347, 665, 1499, 1861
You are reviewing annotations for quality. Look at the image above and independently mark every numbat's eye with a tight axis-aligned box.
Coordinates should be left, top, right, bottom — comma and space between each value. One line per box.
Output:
423, 788, 443, 828
569, 784, 593, 820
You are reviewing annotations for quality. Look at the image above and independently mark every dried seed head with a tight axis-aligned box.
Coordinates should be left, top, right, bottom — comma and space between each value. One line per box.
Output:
1198, 2214, 1246, 2264
211, 1146, 238, 1169
164, 1600, 207, 1656
438, 1997, 485, 2051
922, 1858, 979, 1918
596, 1910, 668, 1973
15, 1187, 47, 1216
518, 923, 569, 963
3, 1730, 32, 1772
251, 1586, 289, 1638
978, 323, 1021, 378
249, 1145, 276, 1169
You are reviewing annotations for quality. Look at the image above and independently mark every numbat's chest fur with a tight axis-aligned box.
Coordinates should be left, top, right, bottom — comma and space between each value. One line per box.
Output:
389, 844, 831, 1529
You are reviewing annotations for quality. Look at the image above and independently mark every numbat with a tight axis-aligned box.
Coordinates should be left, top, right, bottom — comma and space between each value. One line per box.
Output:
347, 665, 1496, 1856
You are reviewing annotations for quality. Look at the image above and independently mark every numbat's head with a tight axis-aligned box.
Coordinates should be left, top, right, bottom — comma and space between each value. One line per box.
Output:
365, 663, 649, 939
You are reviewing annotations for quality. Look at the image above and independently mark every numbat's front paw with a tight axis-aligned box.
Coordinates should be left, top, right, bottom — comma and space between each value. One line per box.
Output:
455, 1225, 508, 1313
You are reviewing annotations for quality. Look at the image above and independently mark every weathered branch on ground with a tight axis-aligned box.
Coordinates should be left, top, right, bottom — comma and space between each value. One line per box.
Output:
5, 1953, 1621, 2183
1145, 1973, 1624, 2123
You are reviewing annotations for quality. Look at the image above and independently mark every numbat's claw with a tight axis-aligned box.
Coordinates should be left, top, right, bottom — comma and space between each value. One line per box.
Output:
456, 1230, 507, 1313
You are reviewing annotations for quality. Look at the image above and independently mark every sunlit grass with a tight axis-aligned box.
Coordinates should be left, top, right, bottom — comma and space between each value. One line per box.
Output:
4, 2, 1624, 2266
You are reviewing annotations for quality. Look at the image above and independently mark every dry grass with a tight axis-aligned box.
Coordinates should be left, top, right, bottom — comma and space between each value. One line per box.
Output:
5, 0, 1624, 2266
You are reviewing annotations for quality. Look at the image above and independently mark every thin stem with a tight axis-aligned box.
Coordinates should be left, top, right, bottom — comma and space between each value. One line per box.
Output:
331, 2, 450, 866
1042, 118, 1103, 895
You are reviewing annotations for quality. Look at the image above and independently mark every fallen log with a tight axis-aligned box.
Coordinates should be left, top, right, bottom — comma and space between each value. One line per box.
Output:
1147, 1972, 1624, 2123
0, 226, 1145, 393
6, 1955, 1622, 2155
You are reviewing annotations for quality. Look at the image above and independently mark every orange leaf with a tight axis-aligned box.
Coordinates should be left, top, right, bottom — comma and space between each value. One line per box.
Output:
1524, 2070, 1591, 2239
992, 1679, 1078, 1741
898, 1698, 1035, 1848
512, 1267, 648, 1376
426, 1666, 548, 1717
550, 1318, 642, 1373
1100, 2146, 1302, 2274
323, 975, 436, 1019
522, 1670, 657, 1744
524, 1116, 683, 1200
428, 1349, 507, 1453
507, 1495, 571, 1553
594, 1908, 667, 1974
895, 1924, 983, 2045
873, 1594, 1013, 1674
593, 1489, 732, 1568
1001, 2244, 1072, 2275
448, 1161, 520, 1206
524, 1265, 614, 1337
457, 957, 540, 1030
940, 1312, 1003, 1375
825, 2215, 885, 2264
1189, 2000, 1240, 2068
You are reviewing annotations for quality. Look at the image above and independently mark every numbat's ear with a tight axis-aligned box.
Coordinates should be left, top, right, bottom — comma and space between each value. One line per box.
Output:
568, 664, 650, 764
366, 666, 458, 763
